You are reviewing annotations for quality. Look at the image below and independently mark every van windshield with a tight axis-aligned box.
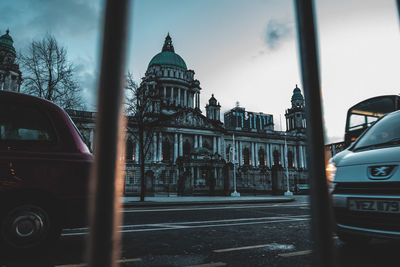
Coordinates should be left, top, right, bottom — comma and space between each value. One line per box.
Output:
354, 111, 400, 151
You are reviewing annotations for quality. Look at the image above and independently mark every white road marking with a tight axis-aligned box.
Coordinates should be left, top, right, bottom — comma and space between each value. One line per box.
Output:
279, 250, 312, 257
213, 244, 271, 253
186, 262, 227, 267
55, 258, 141, 267
123, 204, 309, 213
62, 216, 310, 236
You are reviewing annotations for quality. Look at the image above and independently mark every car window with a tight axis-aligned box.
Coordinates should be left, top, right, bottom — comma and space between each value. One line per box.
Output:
354, 112, 400, 150
0, 103, 56, 145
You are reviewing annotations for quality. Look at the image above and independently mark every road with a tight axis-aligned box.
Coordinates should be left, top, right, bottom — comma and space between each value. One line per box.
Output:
1, 196, 400, 267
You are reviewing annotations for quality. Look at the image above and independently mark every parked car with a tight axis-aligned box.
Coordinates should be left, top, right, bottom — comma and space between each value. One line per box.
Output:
0, 91, 92, 253
330, 110, 400, 244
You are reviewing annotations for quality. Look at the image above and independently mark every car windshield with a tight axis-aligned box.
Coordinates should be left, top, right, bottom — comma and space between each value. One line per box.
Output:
354, 111, 400, 150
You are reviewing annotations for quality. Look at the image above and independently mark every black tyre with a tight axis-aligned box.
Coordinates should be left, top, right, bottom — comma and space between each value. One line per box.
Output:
337, 231, 370, 245
0, 202, 61, 254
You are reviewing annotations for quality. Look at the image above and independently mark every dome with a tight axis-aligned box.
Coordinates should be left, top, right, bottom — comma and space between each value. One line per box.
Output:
208, 94, 217, 106
0, 30, 16, 56
147, 34, 187, 70
291, 84, 304, 102
148, 51, 187, 70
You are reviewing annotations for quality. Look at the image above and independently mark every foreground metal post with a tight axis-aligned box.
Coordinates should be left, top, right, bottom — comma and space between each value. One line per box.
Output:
294, 1, 334, 266
87, 1, 131, 267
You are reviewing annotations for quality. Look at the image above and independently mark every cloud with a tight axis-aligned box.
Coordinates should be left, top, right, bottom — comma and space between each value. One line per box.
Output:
265, 19, 294, 49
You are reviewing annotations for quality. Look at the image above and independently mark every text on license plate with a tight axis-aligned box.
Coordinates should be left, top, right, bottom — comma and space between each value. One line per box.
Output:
348, 198, 400, 213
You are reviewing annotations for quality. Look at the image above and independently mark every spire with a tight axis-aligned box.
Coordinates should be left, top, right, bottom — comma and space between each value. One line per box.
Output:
162, 33, 175, 52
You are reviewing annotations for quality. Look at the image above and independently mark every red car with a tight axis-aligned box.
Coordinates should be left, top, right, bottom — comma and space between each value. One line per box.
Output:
0, 91, 92, 252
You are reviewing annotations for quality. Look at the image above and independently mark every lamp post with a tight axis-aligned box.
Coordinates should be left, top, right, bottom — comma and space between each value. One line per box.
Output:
231, 133, 240, 197
284, 133, 293, 196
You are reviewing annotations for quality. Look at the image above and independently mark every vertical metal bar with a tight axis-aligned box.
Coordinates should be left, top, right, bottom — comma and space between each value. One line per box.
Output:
87, 1, 131, 267
293, 1, 334, 267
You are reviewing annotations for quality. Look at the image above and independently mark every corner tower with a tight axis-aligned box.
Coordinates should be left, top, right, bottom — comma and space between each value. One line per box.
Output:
285, 85, 306, 133
0, 30, 22, 92
205, 94, 221, 121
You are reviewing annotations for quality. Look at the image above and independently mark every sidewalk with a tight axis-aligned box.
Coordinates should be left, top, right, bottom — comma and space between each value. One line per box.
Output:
121, 194, 295, 207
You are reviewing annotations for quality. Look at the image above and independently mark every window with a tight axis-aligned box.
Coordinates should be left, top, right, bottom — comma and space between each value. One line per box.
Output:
0, 104, 56, 145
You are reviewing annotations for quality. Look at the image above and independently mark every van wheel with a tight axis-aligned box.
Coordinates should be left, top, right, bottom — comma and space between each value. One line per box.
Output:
337, 231, 370, 245
0, 203, 61, 253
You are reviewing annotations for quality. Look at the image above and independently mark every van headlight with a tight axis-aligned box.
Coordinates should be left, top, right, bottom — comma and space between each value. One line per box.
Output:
326, 160, 337, 193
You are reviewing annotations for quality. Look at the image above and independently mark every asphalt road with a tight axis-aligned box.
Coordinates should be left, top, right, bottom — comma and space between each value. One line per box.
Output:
2, 196, 400, 267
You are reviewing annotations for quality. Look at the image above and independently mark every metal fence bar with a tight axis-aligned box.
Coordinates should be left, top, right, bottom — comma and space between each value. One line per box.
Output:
87, 1, 131, 267
293, 1, 334, 267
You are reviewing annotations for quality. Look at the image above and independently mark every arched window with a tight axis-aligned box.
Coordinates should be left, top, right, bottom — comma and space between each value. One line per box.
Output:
183, 139, 191, 156
258, 148, 265, 166
273, 150, 280, 166
288, 150, 294, 168
243, 147, 250, 165
162, 140, 171, 161
126, 139, 133, 161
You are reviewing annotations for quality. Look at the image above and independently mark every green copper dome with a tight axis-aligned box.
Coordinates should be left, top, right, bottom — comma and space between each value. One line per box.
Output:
148, 34, 187, 70
291, 85, 304, 102
0, 30, 16, 56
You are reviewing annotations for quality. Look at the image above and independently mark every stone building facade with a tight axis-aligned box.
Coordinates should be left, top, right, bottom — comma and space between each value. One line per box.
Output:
68, 34, 308, 196
0, 30, 22, 92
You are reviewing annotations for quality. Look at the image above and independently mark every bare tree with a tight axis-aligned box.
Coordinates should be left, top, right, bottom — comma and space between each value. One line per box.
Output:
19, 34, 83, 109
125, 72, 160, 201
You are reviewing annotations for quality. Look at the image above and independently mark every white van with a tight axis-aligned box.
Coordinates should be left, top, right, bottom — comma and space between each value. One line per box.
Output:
330, 110, 400, 243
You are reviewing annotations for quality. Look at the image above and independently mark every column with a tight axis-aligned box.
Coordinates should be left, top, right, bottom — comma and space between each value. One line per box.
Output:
235, 141, 239, 165
280, 144, 284, 167
255, 143, 259, 166
170, 87, 174, 103
213, 136, 216, 153
265, 143, 270, 167
158, 132, 162, 162
303, 145, 307, 169
174, 133, 178, 162
222, 138, 226, 160
217, 137, 221, 155
135, 141, 139, 163
179, 134, 183, 156
239, 141, 243, 166
294, 146, 298, 169
270, 144, 274, 166
153, 133, 157, 162
184, 89, 187, 107
299, 145, 304, 168
194, 135, 198, 148
89, 128, 94, 152
177, 88, 181, 106
199, 135, 203, 147
163, 86, 167, 99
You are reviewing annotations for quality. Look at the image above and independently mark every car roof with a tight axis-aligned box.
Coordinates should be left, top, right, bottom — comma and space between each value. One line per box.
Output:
0, 91, 64, 111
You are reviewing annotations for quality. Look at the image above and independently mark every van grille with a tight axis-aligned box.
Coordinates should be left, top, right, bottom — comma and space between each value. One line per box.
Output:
333, 182, 400, 195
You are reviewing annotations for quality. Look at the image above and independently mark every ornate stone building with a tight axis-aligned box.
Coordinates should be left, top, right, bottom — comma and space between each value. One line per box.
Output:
68, 34, 308, 195
0, 30, 22, 92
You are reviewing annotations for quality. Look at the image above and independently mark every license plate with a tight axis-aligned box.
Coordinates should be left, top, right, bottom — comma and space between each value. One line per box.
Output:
348, 198, 400, 214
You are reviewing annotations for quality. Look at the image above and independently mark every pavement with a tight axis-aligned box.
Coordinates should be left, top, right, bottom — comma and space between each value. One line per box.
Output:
121, 194, 296, 207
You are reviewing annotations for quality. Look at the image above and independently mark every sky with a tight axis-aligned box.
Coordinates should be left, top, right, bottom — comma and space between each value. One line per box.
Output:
1, 0, 399, 143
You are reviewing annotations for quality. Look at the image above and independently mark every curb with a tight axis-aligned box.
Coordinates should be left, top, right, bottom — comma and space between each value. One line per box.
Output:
123, 197, 295, 208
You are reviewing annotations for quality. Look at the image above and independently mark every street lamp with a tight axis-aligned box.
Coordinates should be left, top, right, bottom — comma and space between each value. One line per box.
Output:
284, 132, 293, 196
231, 133, 240, 197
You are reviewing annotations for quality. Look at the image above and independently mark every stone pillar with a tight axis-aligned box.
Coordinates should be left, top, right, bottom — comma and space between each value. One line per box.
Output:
164, 86, 167, 99
255, 143, 259, 166
270, 144, 274, 166
280, 144, 284, 167
170, 87, 174, 104
179, 134, 183, 157
239, 141, 243, 166
199, 135, 203, 147
222, 138, 226, 160
213, 136, 216, 153
135, 140, 139, 163
251, 142, 255, 166
158, 132, 162, 162
266, 143, 270, 167
299, 145, 304, 169
153, 133, 157, 162
174, 133, 178, 163
178, 88, 181, 106
184, 89, 187, 107
217, 137, 221, 155
294, 145, 298, 169
194, 135, 198, 148
89, 128, 94, 152
303, 145, 307, 169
